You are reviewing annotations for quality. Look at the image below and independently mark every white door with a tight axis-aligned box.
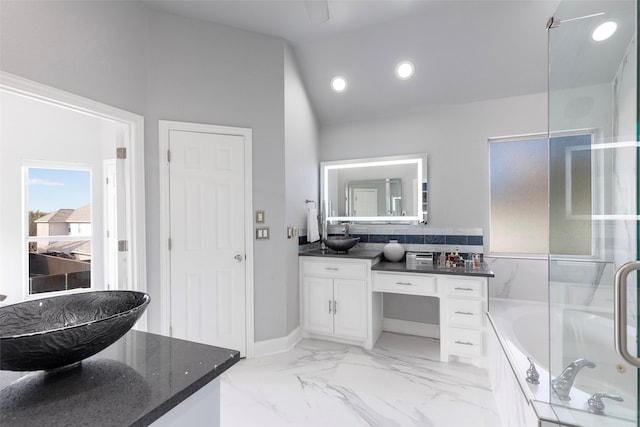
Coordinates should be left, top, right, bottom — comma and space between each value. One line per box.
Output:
353, 188, 378, 216
333, 279, 367, 339
303, 276, 334, 335
169, 129, 247, 354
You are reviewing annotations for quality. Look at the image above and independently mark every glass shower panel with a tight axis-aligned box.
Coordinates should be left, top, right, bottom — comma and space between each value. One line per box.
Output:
548, 0, 638, 425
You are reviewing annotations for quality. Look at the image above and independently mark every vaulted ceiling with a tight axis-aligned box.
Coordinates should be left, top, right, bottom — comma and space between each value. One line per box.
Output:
144, 1, 562, 126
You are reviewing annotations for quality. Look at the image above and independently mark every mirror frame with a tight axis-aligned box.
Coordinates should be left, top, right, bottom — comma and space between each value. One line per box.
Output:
321, 153, 427, 223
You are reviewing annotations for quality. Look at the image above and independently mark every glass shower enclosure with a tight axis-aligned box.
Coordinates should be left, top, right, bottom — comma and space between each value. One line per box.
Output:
548, 0, 638, 425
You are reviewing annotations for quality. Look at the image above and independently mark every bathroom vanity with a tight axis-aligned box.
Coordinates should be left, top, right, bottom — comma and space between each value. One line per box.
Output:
0, 330, 239, 426
299, 250, 494, 366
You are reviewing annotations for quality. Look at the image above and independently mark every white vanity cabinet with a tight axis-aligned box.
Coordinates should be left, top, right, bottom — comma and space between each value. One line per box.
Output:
300, 253, 491, 366
300, 256, 376, 348
371, 269, 489, 367
440, 275, 487, 365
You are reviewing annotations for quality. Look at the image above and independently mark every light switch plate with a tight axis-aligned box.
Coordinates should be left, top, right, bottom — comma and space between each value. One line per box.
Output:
255, 210, 265, 223
256, 226, 269, 240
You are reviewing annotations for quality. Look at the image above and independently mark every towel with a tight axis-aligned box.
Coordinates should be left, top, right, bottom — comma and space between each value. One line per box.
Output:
307, 206, 320, 243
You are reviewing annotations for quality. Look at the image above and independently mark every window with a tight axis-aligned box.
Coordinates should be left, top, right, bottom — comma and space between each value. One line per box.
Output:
25, 165, 92, 294
489, 132, 593, 256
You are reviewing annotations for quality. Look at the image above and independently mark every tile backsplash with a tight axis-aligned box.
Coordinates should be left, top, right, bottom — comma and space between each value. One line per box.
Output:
298, 224, 484, 255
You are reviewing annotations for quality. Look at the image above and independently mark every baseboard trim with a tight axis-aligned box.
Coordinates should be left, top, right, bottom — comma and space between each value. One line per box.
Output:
382, 318, 440, 339
253, 326, 302, 358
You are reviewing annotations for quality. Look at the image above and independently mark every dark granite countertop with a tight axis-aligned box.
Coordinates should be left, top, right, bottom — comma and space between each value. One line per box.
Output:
0, 330, 240, 427
372, 261, 495, 277
300, 249, 383, 260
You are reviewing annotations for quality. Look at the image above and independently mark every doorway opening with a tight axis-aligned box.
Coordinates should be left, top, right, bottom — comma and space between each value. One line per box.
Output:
0, 72, 146, 327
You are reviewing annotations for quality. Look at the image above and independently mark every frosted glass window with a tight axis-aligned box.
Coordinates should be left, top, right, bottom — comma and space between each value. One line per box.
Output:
490, 137, 549, 254
549, 134, 592, 255
490, 133, 592, 255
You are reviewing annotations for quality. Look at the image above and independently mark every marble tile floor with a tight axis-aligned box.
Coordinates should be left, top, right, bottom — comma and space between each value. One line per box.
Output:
221, 332, 503, 427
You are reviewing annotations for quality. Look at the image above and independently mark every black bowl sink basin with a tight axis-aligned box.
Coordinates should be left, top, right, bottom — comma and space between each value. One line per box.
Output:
324, 236, 360, 253
0, 290, 150, 371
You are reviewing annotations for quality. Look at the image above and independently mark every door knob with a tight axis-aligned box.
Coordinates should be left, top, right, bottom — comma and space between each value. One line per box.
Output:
234, 254, 243, 262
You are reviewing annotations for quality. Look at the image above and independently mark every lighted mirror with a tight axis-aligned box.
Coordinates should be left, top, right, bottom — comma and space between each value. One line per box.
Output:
321, 153, 427, 223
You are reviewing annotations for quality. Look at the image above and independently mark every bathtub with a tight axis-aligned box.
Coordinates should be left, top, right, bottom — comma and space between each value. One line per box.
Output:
488, 298, 636, 427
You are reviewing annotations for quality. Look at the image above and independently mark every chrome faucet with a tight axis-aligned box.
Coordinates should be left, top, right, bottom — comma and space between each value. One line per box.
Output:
551, 358, 596, 401
342, 224, 350, 236
525, 356, 540, 385
587, 392, 623, 415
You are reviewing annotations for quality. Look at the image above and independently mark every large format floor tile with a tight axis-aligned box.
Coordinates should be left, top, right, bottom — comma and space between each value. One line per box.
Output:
221, 332, 502, 427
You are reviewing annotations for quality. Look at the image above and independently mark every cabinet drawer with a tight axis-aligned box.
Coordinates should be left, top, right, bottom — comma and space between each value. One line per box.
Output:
446, 299, 483, 329
302, 260, 367, 280
372, 272, 436, 296
446, 277, 483, 298
447, 328, 483, 358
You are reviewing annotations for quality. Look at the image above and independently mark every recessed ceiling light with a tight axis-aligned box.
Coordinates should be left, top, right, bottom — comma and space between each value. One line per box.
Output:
331, 76, 347, 92
395, 61, 415, 80
592, 21, 617, 41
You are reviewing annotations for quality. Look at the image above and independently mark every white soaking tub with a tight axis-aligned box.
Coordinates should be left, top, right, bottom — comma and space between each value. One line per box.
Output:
487, 298, 636, 427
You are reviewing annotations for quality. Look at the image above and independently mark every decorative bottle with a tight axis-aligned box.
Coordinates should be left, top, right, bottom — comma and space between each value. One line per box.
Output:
383, 240, 405, 262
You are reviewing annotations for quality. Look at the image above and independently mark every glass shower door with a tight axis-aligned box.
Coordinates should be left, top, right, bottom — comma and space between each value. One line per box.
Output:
548, 0, 638, 425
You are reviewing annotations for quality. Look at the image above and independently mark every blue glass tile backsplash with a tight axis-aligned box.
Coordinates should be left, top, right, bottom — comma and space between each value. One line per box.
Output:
299, 225, 484, 254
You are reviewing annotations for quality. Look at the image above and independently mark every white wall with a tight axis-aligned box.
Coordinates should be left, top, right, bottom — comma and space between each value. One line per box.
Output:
320, 93, 548, 235
0, 1, 314, 342
321, 94, 548, 323
0, 91, 119, 303
284, 45, 320, 334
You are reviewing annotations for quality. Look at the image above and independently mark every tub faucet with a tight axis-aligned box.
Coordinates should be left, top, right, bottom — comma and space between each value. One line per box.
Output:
587, 392, 623, 415
342, 224, 350, 236
551, 358, 596, 401
525, 357, 540, 385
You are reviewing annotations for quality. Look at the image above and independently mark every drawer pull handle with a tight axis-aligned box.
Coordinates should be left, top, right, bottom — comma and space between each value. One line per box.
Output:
396, 281, 413, 286
325, 267, 339, 271
455, 340, 474, 346
454, 287, 474, 291
328, 300, 332, 314
454, 311, 474, 316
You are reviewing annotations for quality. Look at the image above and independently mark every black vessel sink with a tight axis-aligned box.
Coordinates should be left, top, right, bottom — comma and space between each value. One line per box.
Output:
324, 236, 360, 253
0, 290, 149, 371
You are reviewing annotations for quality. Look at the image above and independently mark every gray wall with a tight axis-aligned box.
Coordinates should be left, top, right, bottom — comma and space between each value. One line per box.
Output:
0, 1, 310, 342
320, 93, 548, 324
284, 45, 320, 335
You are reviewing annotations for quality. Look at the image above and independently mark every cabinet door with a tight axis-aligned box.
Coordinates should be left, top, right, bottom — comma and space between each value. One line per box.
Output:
302, 276, 334, 335
333, 279, 367, 340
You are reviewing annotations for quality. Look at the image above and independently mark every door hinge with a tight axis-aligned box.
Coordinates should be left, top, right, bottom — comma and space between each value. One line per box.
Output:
167, 149, 171, 163
106, 177, 109, 185
118, 240, 128, 252
116, 147, 127, 159
168, 238, 172, 250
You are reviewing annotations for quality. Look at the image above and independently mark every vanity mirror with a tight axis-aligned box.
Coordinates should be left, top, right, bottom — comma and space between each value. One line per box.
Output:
321, 153, 428, 223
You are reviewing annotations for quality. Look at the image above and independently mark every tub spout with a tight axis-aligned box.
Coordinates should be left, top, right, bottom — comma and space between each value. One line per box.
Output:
551, 358, 596, 401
